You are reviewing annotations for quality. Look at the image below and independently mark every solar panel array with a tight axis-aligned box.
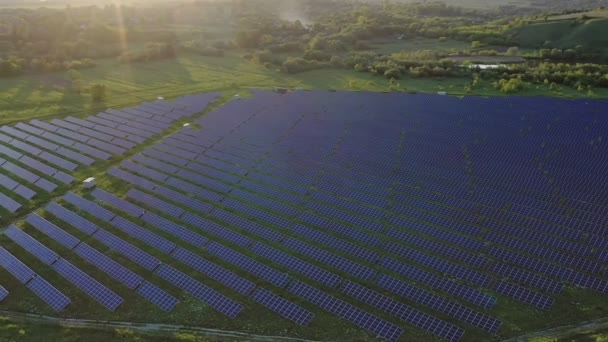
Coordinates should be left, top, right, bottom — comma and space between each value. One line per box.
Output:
4, 91, 608, 341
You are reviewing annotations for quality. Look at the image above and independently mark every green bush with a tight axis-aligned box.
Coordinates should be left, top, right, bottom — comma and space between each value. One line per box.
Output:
384, 69, 402, 79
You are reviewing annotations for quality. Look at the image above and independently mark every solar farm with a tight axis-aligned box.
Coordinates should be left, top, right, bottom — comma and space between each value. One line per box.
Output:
0, 90, 607, 342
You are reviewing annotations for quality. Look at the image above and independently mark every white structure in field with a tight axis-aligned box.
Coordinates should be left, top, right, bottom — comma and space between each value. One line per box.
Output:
83, 177, 96, 189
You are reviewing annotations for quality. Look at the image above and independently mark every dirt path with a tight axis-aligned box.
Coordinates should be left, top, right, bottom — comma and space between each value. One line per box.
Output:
501, 316, 608, 342
0, 310, 317, 342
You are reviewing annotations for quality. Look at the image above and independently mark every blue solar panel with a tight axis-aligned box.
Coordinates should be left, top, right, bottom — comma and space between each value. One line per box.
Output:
19, 155, 56, 176
41, 132, 75, 147
30, 120, 59, 133
494, 280, 555, 310
25, 213, 80, 249
46, 203, 99, 236
381, 244, 491, 287
93, 229, 160, 271
491, 263, 563, 294
0, 247, 36, 283
136, 281, 179, 312
252, 288, 315, 326
52, 258, 123, 311
91, 188, 145, 218
14, 184, 36, 200
120, 160, 169, 182
108, 168, 157, 190
251, 242, 341, 288
139, 211, 208, 248
2, 125, 29, 139
231, 188, 299, 217
16, 122, 45, 136
165, 177, 223, 202
4, 225, 59, 265
176, 169, 231, 193
298, 212, 382, 247
379, 257, 495, 308
205, 242, 289, 288
25, 135, 59, 151
340, 280, 465, 342
126, 188, 184, 218
283, 237, 376, 281
74, 242, 143, 290
221, 198, 292, 229
73, 142, 112, 160
171, 247, 256, 295
0, 286, 7, 302
211, 207, 284, 243
180, 212, 252, 247
38, 151, 78, 171
291, 224, 379, 263
2, 161, 38, 183
143, 148, 188, 166
64, 192, 116, 221
376, 274, 501, 333
132, 153, 179, 174
153, 185, 213, 214
154, 264, 243, 318
0, 144, 23, 159
110, 216, 177, 254
155, 143, 198, 160
288, 280, 404, 342
185, 161, 240, 183
35, 178, 58, 192
0, 192, 21, 213
26, 276, 71, 312
55, 147, 95, 166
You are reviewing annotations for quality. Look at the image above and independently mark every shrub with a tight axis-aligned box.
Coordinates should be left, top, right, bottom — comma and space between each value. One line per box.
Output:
91, 83, 106, 101
384, 69, 401, 79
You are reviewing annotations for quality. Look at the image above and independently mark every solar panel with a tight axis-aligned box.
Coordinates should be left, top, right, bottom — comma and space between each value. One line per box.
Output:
0, 192, 21, 213
252, 288, 315, 326
18, 155, 58, 176
87, 138, 126, 155
283, 237, 377, 281
0, 145, 24, 160
154, 264, 243, 318
35, 178, 58, 192
166, 177, 223, 202
120, 160, 169, 182
125, 189, 183, 218
41, 132, 75, 147
288, 280, 404, 342
110, 216, 177, 254
30, 120, 59, 132
13, 184, 36, 200
206, 242, 290, 288
108, 168, 157, 190
376, 274, 501, 333
211, 207, 284, 243
91, 188, 145, 218
55, 147, 94, 166
1, 126, 29, 139
139, 211, 208, 248
298, 212, 382, 247
494, 280, 555, 310
0, 173, 18, 190
180, 212, 252, 247
52, 258, 123, 311
46, 202, 99, 236
221, 198, 291, 229
74, 242, 143, 289
65, 116, 96, 128
73, 143, 112, 160
64, 192, 116, 222
132, 153, 179, 174
93, 229, 160, 271
4, 225, 59, 265
0, 286, 7, 302
136, 281, 179, 312
25, 213, 80, 249
26, 276, 71, 312
251, 242, 341, 288
291, 224, 379, 263
0, 247, 36, 283
155, 143, 198, 160
38, 151, 78, 171
340, 280, 465, 342
12, 139, 44, 156
143, 148, 188, 166
176, 169, 231, 193
171, 247, 256, 295
379, 257, 496, 308
26, 135, 59, 151
152, 185, 213, 214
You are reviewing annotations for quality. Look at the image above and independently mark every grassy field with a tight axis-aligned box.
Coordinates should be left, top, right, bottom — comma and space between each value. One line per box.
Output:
1, 51, 607, 126
506, 18, 608, 50
367, 38, 470, 55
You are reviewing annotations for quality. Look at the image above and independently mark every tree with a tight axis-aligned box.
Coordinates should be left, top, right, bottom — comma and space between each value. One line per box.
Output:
91, 83, 106, 101
506, 47, 519, 56
471, 41, 481, 49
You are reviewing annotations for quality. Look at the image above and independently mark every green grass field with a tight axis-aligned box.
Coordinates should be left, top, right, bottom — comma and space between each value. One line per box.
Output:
507, 18, 608, 51
1, 50, 606, 126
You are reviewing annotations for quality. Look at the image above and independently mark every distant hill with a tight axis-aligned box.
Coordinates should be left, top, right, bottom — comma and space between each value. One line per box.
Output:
506, 18, 608, 51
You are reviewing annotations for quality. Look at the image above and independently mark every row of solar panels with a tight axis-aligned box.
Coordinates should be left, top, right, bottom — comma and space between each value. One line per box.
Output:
73, 189, 470, 342
188, 90, 604, 222
0, 93, 219, 213
128, 131, 607, 276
